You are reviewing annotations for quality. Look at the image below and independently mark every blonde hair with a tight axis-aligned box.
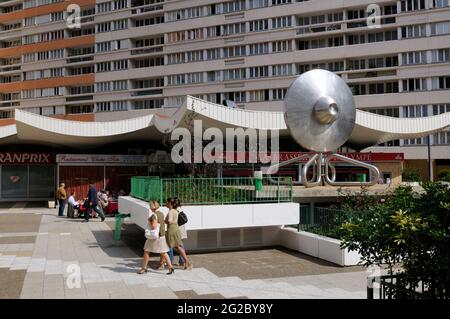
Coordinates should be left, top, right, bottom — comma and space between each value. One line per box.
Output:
149, 200, 160, 211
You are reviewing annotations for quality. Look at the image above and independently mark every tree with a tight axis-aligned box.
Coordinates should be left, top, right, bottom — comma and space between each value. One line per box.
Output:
340, 182, 450, 298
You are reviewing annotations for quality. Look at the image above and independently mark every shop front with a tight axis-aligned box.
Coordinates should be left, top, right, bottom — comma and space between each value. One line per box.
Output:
57, 154, 150, 199
0, 152, 56, 201
220, 152, 404, 185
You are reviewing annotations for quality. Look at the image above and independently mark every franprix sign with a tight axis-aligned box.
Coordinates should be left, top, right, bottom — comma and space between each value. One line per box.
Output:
0, 152, 54, 165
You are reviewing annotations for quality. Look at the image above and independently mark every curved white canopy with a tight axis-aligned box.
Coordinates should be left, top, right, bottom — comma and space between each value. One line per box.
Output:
1, 95, 449, 149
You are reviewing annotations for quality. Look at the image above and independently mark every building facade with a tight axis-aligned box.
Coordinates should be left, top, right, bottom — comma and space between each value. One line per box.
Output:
1, 0, 450, 177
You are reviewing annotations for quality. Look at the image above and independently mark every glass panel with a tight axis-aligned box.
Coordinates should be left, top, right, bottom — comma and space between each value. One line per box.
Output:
29, 165, 55, 198
1, 165, 28, 198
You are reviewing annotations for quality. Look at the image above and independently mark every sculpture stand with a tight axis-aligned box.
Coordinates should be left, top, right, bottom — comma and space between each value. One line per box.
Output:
264, 152, 380, 187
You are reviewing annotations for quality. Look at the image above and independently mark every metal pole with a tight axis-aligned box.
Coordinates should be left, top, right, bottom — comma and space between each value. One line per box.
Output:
427, 135, 433, 181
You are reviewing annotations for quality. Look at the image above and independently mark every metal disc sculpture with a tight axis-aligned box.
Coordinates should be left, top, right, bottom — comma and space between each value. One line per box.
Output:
267, 69, 380, 187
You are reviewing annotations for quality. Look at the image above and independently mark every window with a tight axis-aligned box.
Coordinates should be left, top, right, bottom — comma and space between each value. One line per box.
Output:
249, 0, 269, 9
249, 19, 268, 32
97, 62, 111, 72
431, 76, 450, 90
403, 105, 428, 118
434, 0, 450, 8
224, 46, 246, 58
431, 48, 450, 63
186, 50, 204, 62
430, 22, 450, 36
400, 0, 426, 12
112, 101, 127, 111
272, 64, 292, 77
97, 102, 111, 112
249, 90, 269, 102
186, 72, 204, 84
97, 2, 112, 13
97, 41, 112, 52
113, 59, 128, 70
249, 43, 269, 55
96, 82, 111, 92
272, 88, 287, 100
112, 19, 128, 31
97, 22, 111, 33
207, 71, 221, 82
272, 40, 292, 53
223, 0, 246, 13
113, 0, 127, 10
433, 103, 450, 115
249, 66, 269, 78
133, 99, 164, 109
402, 51, 427, 65
223, 68, 246, 81
433, 132, 450, 145
206, 48, 221, 60
401, 24, 426, 38
50, 11, 64, 22
403, 78, 427, 92
112, 80, 127, 91
272, 16, 292, 29
223, 23, 246, 36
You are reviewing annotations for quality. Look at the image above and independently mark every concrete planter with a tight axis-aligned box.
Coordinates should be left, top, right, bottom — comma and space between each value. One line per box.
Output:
278, 227, 362, 266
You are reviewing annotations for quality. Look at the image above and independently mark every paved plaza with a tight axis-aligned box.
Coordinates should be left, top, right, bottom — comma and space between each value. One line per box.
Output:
0, 205, 370, 299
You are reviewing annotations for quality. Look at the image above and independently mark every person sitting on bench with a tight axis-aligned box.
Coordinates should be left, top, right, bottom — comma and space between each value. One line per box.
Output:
68, 191, 81, 210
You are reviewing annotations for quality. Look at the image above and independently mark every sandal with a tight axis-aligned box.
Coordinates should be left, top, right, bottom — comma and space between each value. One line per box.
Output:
137, 268, 148, 274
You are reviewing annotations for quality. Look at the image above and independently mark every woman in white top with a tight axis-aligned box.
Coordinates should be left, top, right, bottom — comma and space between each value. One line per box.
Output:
138, 205, 174, 275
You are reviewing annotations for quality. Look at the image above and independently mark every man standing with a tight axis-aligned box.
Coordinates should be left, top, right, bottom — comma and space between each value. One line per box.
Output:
56, 183, 66, 217
83, 183, 105, 223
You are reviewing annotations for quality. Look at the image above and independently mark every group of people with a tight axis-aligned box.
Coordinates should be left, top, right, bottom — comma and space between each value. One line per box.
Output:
138, 198, 192, 275
56, 182, 112, 222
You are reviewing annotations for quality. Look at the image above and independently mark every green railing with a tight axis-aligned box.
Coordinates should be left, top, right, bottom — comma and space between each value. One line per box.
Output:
298, 206, 348, 239
130, 176, 293, 205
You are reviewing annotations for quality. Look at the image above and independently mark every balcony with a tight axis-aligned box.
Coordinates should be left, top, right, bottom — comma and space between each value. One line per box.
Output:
131, 4, 164, 15
130, 46, 163, 56
130, 89, 163, 96
297, 23, 341, 35
66, 56, 94, 64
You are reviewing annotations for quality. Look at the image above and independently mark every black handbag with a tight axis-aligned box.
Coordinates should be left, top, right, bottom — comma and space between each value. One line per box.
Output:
177, 211, 188, 226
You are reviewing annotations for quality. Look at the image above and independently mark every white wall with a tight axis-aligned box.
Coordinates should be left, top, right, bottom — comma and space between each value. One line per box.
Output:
119, 196, 299, 230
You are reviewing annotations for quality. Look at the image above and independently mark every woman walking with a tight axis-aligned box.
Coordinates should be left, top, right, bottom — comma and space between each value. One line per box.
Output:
138, 201, 174, 275
165, 198, 192, 270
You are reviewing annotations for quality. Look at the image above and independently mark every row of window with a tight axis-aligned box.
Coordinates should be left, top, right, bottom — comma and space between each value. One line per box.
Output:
167, 64, 294, 85
166, 1, 304, 22
22, 68, 64, 81
21, 87, 64, 99
23, 11, 64, 27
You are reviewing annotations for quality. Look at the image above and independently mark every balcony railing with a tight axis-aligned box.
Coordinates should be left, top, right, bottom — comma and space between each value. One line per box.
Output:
131, 176, 293, 205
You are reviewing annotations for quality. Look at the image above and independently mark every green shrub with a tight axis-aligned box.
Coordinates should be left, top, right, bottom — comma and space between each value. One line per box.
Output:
438, 170, 450, 182
402, 167, 422, 182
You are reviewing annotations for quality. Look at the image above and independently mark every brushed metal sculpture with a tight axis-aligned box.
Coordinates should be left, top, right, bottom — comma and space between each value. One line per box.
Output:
267, 69, 380, 187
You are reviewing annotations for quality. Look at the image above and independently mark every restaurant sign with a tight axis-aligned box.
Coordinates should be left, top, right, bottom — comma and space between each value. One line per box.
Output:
56, 154, 148, 164
0, 152, 54, 164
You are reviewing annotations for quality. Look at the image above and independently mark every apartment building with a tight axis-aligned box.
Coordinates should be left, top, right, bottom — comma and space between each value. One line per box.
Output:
0, 0, 450, 178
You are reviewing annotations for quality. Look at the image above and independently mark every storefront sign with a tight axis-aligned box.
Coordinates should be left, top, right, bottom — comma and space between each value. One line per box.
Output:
56, 154, 148, 164
276, 152, 404, 163
0, 152, 54, 164
211, 152, 404, 163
